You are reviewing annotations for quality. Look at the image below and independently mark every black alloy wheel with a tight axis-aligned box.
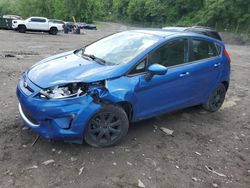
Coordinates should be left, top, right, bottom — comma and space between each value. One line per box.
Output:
202, 83, 227, 112
18, 25, 26, 33
84, 105, 129, 147
49, 27, 58, 35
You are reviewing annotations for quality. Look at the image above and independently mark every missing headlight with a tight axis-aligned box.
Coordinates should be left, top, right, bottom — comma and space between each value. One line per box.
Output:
39, 83, 88, 99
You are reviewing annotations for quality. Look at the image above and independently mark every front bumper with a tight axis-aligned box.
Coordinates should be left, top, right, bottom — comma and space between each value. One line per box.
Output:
16, 75, 101, 143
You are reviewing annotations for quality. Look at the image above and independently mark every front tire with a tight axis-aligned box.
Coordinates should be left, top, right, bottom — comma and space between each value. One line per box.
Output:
202, 83, 227, 112
49, 27, 58, 35
84, 105, 129, 147
18, 25, 26, 33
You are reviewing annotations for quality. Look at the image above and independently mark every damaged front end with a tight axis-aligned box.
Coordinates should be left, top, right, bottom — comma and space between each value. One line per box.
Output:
17, 76, 114, 143
38, 80, 109, 102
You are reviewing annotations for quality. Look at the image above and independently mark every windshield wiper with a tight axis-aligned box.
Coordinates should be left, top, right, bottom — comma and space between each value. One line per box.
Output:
76, 48, 106, 65
82, 53, 106, 64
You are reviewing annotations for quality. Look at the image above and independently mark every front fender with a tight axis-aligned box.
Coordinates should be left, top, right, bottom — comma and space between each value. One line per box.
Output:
88, 85, 134, 104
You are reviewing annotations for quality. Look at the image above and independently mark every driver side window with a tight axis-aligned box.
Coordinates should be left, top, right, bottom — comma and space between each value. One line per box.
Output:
148, 38, 189, 67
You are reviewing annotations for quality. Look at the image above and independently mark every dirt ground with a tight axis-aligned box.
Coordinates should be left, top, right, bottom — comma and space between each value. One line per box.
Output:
0, 23, 249, 188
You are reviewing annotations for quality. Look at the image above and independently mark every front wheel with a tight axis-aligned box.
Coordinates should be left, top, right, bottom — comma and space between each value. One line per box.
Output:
202, 83, 227, 112
18, 25, 26, 33
84, 105, 129, 147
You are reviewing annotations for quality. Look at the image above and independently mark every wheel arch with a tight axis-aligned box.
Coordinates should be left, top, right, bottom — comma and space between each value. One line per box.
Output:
221, 81, 229, 91
50, 26, 58, 30
116, 101, 133, 121
18, 24, 26, 28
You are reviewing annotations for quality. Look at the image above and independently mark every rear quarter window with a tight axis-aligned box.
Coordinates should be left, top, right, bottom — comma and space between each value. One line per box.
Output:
215, 44, 222, 55
192, 39, 219, 61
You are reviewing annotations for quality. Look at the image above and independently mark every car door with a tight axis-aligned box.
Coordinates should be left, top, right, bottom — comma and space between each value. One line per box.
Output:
133, 38, 198, 119
38, 18, 48, 30
187, 38, 223, 101
26, 18, 47, 30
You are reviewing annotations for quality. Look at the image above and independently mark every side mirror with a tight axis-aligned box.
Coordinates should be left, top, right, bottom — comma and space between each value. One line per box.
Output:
145, 64, 168, 81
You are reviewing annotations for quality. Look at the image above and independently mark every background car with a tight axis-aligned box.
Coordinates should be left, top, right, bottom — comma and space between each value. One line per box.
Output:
0, 15, 23, 30
3, 15, 23, 20
162, 26, 222, 41
17, 30, 230, 147
78, 23, 97, 30
12, 17, 64, 35
64, 21, 75, 32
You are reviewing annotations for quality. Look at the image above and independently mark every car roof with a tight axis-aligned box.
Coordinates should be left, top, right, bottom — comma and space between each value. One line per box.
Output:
162, 26, 216, 32
126, 29, 223, 46
162, 27, 189, 32
161, 26, 222, 41
130, 29, 212, 39
29, 17, 47, 19
131, 29, 178, 37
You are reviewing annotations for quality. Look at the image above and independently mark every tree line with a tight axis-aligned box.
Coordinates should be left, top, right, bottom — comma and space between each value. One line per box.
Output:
0, 0, 249, 31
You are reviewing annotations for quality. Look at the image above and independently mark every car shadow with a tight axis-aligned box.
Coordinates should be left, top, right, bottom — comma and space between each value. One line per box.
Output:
19, 105, 214, 154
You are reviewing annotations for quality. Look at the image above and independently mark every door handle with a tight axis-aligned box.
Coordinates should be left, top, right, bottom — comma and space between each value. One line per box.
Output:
179, 72, 190, 77
214, 63, 221, 67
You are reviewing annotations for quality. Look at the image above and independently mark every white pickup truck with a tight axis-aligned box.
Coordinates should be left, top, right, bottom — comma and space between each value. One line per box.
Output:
12, 17, 64, 35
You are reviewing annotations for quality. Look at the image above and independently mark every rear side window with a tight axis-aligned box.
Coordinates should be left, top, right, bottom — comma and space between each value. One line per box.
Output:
31, 18, 46, 23
192, 39, 218, 61
148, 38, 188, 67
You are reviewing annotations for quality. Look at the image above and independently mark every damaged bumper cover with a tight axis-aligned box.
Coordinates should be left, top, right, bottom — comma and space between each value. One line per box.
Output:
16, 75, 103, 143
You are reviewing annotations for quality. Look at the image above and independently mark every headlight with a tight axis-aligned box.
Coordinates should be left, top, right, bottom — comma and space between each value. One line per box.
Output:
39, 83, 86, 99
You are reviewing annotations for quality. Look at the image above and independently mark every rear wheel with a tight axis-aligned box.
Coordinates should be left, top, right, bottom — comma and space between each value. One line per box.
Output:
202, 83, 227, 112
49, 27, 58, 35
84, 105, 129, 147
18, 25, 26, 33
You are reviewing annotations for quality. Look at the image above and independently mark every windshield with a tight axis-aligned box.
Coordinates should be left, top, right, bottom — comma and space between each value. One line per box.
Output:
83, 31, 160, 65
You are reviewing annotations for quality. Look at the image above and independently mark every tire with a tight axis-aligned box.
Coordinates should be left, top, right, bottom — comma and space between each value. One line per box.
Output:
49, 27, 58, 35
84, 104, 129, 147
18, 25, 26, 33
202, 83, 227, 112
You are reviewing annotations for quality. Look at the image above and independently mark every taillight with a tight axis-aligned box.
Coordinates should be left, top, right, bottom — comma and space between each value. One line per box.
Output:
224, 49, 231, 63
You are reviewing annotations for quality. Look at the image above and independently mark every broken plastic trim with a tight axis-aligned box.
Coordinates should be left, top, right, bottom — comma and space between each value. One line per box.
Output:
87, 81, 109, 103
39, 82, 87, 99
39, 80, 108, 100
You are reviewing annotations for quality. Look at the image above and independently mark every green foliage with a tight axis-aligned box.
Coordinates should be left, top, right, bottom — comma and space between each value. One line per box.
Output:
0, 0, 249, 31
0, 0, 14, 15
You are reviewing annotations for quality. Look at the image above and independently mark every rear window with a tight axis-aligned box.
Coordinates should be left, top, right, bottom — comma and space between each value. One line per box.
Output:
192, 39, 219, 61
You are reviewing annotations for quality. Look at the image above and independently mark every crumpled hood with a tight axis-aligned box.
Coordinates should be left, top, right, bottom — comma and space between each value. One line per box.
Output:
27, 51, 124, 88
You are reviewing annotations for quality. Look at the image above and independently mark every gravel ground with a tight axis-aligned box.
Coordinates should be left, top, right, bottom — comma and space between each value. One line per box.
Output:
0, 23, 249, 188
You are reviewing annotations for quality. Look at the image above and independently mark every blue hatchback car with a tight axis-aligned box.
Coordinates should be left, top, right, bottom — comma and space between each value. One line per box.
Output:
17, 30, 231, 147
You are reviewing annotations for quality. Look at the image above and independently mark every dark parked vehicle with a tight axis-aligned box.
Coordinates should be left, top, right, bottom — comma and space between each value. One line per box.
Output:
78, 23, 97, 30
3, 15, 23, 20
0, 17, 13, 29
64, 22, 75, 32
0, 15, 22, 29
162, 26, 222, 41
